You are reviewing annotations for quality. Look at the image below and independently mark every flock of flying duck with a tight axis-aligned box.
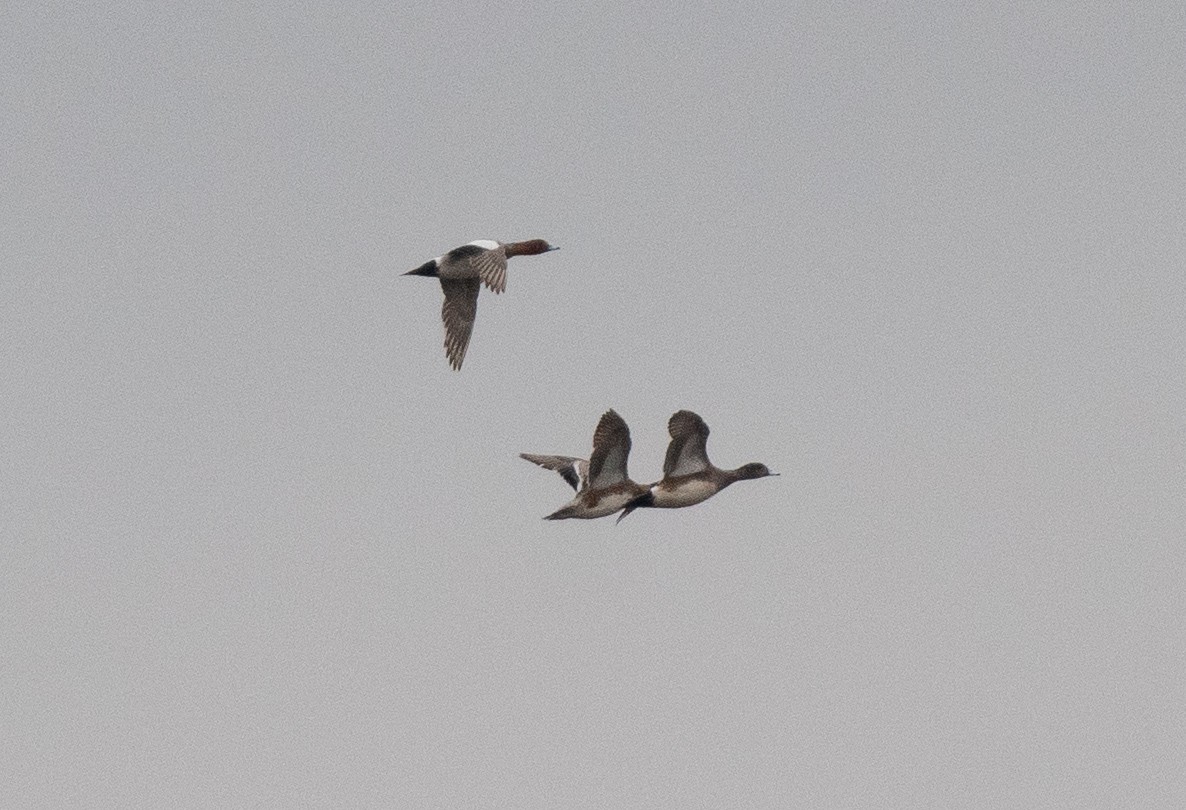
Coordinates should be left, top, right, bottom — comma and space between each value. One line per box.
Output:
405, 238, 777, 522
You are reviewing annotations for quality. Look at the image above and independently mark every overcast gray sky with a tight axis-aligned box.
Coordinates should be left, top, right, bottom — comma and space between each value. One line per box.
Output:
4, 2, 1184, 807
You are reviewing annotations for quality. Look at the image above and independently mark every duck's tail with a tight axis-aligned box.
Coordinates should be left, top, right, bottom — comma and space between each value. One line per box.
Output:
615, 491, 654, 524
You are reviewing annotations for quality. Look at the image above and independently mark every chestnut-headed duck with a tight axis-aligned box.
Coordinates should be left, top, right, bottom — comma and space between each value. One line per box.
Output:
616, 410, 776, 523
521, 409, 648, 520
404, 238, 558, 369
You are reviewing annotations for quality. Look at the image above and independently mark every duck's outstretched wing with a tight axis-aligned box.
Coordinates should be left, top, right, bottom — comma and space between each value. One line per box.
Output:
440, 277, 480, 370
663, 410, 711, 476
520, 453, 589, 492
588, 409, 631, 488
468, 244, 508, 294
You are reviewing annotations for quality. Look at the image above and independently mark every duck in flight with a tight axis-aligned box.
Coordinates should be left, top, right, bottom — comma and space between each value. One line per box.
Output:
617, 410, 776, 523
405, 238, 558, 369
521, 409, 648, 520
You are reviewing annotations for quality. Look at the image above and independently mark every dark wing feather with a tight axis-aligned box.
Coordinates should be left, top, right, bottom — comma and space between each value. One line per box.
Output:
663, 410, 711, 476
520, 453, 588, 492
587, 409, 631, 487
440, 277, 480, 370
468, 246, 508, 293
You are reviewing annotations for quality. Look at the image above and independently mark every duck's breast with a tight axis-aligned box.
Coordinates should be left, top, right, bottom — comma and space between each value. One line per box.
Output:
653, 477, 718, 508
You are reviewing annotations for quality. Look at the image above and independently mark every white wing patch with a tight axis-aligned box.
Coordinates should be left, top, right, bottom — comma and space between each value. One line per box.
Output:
467, 239, 499, 250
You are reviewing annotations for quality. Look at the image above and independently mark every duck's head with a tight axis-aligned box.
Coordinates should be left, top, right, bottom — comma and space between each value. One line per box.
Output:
736, 462, 777, 480
505, 239, 559, 257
